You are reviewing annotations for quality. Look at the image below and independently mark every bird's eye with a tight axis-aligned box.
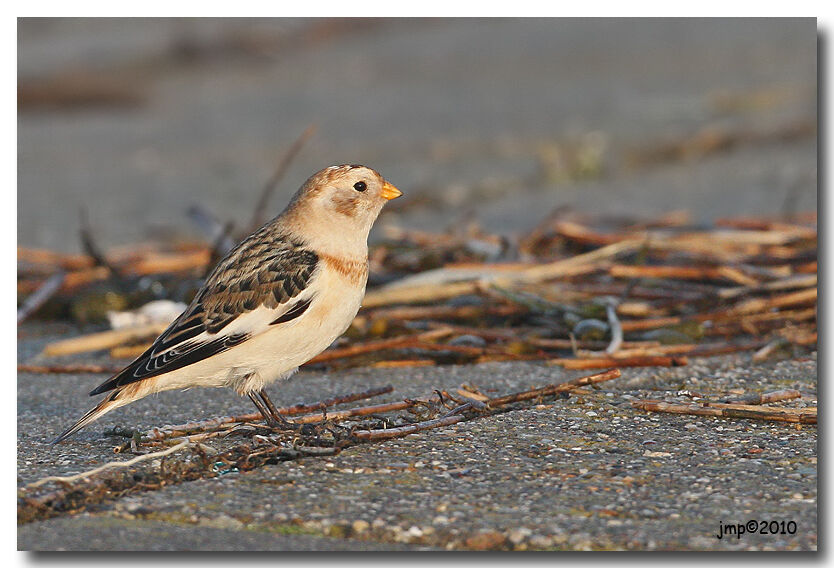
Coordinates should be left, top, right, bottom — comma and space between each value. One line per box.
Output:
353, 181, 367, 192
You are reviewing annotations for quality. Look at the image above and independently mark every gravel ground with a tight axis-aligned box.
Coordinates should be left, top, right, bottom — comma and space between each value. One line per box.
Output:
18, 321, 817, 551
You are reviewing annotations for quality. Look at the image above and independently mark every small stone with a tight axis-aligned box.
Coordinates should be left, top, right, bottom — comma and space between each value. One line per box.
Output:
199, 514, 244, 530
529, 535, 554, 548
550, 533, 569, 545
327, 524, 349, 538
509, 527, 532, 544
643, 450, 672, 458
432, 515, 449, 525
352, 520, 370, 534
465, 530, 507, 550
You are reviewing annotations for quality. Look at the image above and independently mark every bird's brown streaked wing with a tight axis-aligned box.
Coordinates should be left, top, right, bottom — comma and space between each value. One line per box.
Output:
89, 230, 319, 396
197, 227, 319, 333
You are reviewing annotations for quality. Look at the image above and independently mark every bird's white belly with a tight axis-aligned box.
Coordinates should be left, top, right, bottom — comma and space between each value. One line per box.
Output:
153, 269, 365, 395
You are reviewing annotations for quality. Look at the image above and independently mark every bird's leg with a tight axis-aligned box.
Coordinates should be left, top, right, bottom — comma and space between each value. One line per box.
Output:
248, 392, 281, 428
258, 389, 302, 431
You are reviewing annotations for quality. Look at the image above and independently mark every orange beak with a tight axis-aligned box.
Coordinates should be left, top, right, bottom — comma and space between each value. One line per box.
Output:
380, 181, 403, 200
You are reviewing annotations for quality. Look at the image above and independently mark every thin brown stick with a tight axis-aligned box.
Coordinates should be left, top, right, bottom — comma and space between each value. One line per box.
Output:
279, 385, 394, 416
307, 328, 453, 363
619, 316, 683, 332
22, 440, 190, 491
718, 274, 817, 300
79, 207, 124, 279
609, 264, 758, 285
362, 240, 639, 308
17, 246, 95, 270
351, 414, 466, 441
365, 304, 525, 322
632, 399, 816, 424
18, 266, 111, 295
751, 338, 792, 362
250, 124, 316, 230
143, 385, 397, 440
548, 356, 688, 369
128, 250, 210, 276
730, 287, 817, 315
720, 389, 801, 405
371, 359, 436, 368
17, 271, 66, 324
42, 323, 170, 357
486, 368, 622, 408
524, 337, 661, 351
290, 400, 424, 424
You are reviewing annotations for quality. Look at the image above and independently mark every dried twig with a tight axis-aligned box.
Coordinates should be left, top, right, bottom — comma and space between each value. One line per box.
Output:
632, 399, 816, 424
79, 207, 124, 279
250, 124, 316, 231
719, 389, 801, 405
42, 323, 169, 357
549, 356, 688, 369
351, 414, 466, 440
140, 385, 397, 442
17, 271, 65, 324
486, 368, 621, 408
22, 440, 190, 491
308, 328, 453, 364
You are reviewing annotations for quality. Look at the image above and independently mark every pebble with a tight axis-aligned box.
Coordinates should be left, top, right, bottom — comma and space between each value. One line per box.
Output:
528, 535, 554, 548
352, 520, 370, 534
509, 527, 532, 544
198, 515, 244, 530
465, 530, 507, 550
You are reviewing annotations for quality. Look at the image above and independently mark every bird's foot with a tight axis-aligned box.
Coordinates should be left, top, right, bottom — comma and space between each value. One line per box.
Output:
249, 390, 307, 432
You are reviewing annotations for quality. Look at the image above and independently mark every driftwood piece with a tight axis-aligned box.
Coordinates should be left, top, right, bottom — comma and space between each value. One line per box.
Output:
17, 271, 66, 324
632, 399, 816, 424
140, 385, 397, 442
363, 239, 640, 308
609, 264, 759, 286
729, 288, 817, 315
548, 356, 688, 369
719, 389, 801, 405
42, 323, 169, 357
250, 125, 317, 231
307, 328, 453, 363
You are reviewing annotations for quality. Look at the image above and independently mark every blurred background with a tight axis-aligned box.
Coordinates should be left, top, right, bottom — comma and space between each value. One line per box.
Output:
18, 18, 816, 253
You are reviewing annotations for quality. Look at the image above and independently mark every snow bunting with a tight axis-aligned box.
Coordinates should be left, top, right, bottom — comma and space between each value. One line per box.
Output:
53, 164, 402, 444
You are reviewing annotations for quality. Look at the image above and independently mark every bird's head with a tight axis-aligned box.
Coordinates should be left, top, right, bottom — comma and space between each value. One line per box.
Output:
284, 164, 402, 252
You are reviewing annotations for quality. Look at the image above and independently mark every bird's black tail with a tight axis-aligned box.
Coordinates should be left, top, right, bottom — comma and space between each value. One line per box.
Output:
51, 390, 124, 445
